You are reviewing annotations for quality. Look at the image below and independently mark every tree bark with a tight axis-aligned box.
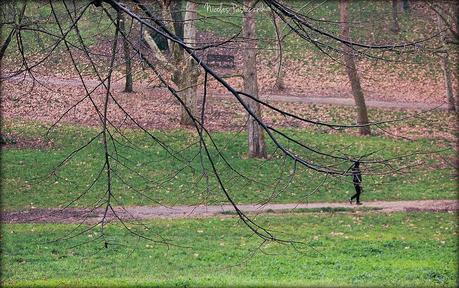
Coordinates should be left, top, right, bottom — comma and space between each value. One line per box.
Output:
178, 1, 200, 126
142, 1, 199, 126
340, 0, 371, 136
272, 11, 285, 91
436, 12, 455, 111
391, 0, 401, 33
243, 0, 267, 158
118, 11, 133, 92
454, 1, 459, 191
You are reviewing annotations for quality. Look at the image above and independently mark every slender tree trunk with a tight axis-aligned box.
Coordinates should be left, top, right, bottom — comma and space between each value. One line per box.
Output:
178, 1, 200, 126
440, 55, 455, 111
0, 29, 14, 61
118, 11, 133, 92
454, 1, 459, 192
243, 0, 267, 158
340, 0, 371, 136
33, 23, 45, 51
391, 0, 401, 33
272, 11, 285, 91
436, 13, 455, 111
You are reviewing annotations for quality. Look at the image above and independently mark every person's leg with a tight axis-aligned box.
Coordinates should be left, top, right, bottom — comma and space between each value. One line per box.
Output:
356, 186, 362, 205
350, 185, 358, 204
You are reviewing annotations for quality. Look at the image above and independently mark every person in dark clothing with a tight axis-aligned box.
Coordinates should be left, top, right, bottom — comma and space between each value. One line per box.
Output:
350, 161, 363, 205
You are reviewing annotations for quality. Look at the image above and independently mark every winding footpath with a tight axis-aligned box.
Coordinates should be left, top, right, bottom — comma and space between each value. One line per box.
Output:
5, 75, 447, 111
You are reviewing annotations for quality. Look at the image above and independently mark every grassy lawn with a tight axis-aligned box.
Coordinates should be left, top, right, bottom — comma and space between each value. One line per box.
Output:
2, 211, 456, 287
1, 119, 455, 211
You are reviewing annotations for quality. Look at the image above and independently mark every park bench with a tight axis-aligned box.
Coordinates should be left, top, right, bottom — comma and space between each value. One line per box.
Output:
206, 54, 235, 69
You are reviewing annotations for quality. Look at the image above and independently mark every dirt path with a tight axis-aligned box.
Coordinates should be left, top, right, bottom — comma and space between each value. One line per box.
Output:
2, 200, 456, 224
4, 75, 447, 111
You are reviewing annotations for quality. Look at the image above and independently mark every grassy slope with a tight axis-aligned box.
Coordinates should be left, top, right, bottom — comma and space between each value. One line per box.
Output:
2, 211, 456, 287
1, 120, 455, 211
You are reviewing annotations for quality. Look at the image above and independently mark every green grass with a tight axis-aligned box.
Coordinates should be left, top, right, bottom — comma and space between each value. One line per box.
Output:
2, 211, 456, 287
1, 119, 455, 211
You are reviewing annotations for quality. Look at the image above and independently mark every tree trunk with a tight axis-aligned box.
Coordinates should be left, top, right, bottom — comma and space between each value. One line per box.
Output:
439, 51, 455, 112
118, 11, 133, 93
340, 0, 371, 136
33, 23, 45, 51
142, 1, 199, 126
402, 0, 410, 13
436, 13, 455, 111
455, 2, 459, 200
243, 0, 267, 158
0, 29, 14, 61
178, 1, 200, 126
272, 11, 285, 91
391, 0, 401, 33
177, 67, 199, 126
171, 1, 184, 41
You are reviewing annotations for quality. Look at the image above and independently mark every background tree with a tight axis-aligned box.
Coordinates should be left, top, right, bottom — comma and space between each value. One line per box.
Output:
118, 10, 133, 92
243, 0, 267, 158
339, 0, 371, 136
271, 8, 285, 91
141, 0, 200, 126
436, 13, 455, 112
427, 0, 458, 112
391, 0, 401, 33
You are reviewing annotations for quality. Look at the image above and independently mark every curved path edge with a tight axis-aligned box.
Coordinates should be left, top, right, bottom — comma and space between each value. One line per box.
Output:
2, 199, 457, 224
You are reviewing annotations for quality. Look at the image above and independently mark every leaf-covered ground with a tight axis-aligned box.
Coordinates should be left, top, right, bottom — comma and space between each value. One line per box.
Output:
2, 78, 455, 142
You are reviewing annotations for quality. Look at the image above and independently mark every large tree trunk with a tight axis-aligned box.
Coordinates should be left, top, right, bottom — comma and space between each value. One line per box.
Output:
243, 0, 267, 158
118, 11, 133, 93
178, 1, 200, 126
171, 1, 184, 41
436, 12, 455, 111
391, 0, 401, 33
143, 1, 199, 126
340, 0, 371, 136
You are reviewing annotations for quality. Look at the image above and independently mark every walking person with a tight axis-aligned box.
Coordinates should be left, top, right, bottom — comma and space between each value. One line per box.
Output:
350, 161, 363, 205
